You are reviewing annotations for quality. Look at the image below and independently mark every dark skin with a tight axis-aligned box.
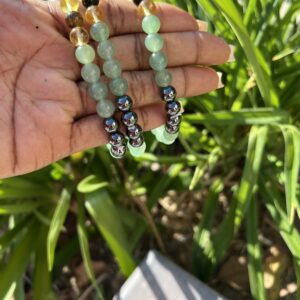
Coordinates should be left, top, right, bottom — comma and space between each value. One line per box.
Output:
0, 0, 231, 178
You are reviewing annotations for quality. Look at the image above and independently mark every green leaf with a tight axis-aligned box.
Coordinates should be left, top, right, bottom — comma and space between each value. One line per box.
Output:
77, 175, 109, 193
246, 198, 266, 300
47, 188, 72, 271
0, 199, 49, 215
85, 190, 136, 277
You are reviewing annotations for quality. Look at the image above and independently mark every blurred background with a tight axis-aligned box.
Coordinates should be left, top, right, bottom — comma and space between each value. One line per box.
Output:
0, 0, 299, 299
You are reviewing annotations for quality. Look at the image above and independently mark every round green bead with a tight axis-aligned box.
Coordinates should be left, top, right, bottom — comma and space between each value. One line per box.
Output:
109, 77, 128, 96
96, 100, 115, 118
142, 15, 161, 34
97, 40, 115, 60
155, 69, 172, 87
145, 33, 164, 53
128, 142, 146, 157
90, 21, 109, 42
149, 51, 168, 71
81, 63, 100, 83
89, 81, 108, 101
75, 44, 95, 64
103, 59, 122, 79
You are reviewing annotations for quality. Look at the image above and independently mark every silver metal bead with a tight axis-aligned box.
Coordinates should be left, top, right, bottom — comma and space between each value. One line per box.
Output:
166, 100, 181, 116
110, 144, 126, 158
116, 95, 133, 112
167, 114, 182, 127
129, 135, 144, 147
127, 124, 143, 140
161, 86, 176, 102
104, 117, 119, 133
122, 111, 138, 127
166, 124, 180, 134
109, 132, 125, 147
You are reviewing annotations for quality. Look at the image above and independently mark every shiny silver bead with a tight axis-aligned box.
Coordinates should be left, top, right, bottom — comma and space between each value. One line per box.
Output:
166, 124, 180, 134
127, 125, 143, 140
161, 86, 176, 102
104, 117, 119, 133
129, 135, 144, 148
166, 100, 181, 116
109, 132, 125, 147
167, 114, 182, 126
110, 144, 126, 158
116, 95, 133, 112
122, 111, 138, 127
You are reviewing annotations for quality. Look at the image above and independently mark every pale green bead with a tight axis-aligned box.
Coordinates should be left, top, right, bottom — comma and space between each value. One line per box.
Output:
103, 59, 122, 79
142, 15, 161, 34
152, 125, 177, 144
75, 44, 95, 64
163, 130, 178, 141
89, 82, 108, 101
90, 21, 109, 42
81, 63, 100, 83
128, 142, 146, 157
109, 77, 128, 96
149, 51, 168, 71
145, 33, 164, 53
151, 125, 165, 137
96, 100, 115, 118
97, 40, 115, 60
155, 69, 172, 87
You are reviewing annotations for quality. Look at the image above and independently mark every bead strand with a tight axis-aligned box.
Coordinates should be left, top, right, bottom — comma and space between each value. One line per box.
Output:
83, 2, 146, 157
138, 0, 182, 145
60, 0, 126, 158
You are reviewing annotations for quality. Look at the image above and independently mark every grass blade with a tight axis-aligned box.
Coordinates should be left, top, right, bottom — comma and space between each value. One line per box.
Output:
47, 188, 72, 271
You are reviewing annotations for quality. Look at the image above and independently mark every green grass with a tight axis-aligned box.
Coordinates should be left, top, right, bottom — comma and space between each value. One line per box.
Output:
0, 0, 299, 299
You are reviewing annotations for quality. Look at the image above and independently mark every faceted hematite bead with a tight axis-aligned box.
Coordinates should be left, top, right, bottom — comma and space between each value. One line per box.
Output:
167, 114, 182, 126
97, 40, 115, 60
116, 95, 133, 112
109, 78, 128, 96
75, 44, 95, 64
82, 0, 99, 8
109, 132, 125, 147
110, 144, 126, 159
90, 21, 109, 42
85, 5, 105, 24
145, 33, 164, 52
96, 100, 115, 118
127, 124, 142, 140
81, 63, 100, 83
89, 82, 108, 100
128, 141, 146, 157
66, 11, 83, 28
122, 111, 138, 127
129, 135, 144, 148
166, 100, 181, 116
60, 0, 79, 14
166, 123, 180, 134
155, 70, 172, 87
69, 27, 89, 47
103, 59, 122, 79
138, 0, 157, 18
161, 85, 177, 102
149, 51, 168, 71
104, 117, 119, 133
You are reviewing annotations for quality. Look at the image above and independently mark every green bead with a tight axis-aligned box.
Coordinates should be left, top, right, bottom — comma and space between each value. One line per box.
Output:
75, 44, 95, 64
142, 15, 161, 34
151, 125, 165, 137
109, 77, 128, 96
97, 40, 115, 60
145, 33, 164, 53
149, 51, 168, 71
89, 82, 108, 101
155, 69, 172, 87
152, 125, 177, 144
90, 21, 109, 42
128, 142, 146, 157
81, 63, 100, 83
96, 99, 115, 118
163, 130, 178, 141
103, 59, 122, 78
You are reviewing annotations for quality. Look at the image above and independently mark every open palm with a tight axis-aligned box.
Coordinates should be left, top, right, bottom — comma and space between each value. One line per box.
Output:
0, 0, 231, 178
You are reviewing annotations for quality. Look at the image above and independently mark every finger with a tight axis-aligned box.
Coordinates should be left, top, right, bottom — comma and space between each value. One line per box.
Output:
109, 31, 231, 71
43, 0, 198, 36
71, 103, 166, 153
75, 66, 222, 118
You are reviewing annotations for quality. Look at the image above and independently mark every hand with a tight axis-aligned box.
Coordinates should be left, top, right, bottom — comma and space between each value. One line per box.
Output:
0, 0, 231, 178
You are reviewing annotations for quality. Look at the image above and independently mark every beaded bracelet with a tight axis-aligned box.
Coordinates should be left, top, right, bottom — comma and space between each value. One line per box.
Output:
82, 1, 147, 158
60, 0, 127, 159
137, 0, 182, 145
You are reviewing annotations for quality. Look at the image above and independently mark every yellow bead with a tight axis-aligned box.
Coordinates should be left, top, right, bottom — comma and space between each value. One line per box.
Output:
60, 0, 80, 14
137, 0, 157, 18
85, 5, 105, 24
69, 27, 89, 47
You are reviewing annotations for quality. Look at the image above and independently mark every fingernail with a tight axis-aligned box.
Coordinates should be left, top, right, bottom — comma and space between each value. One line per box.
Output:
196, 20, 208, 32
180, 105, 185, 113
227, 45, 236, 62
217, 72, 224, 89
